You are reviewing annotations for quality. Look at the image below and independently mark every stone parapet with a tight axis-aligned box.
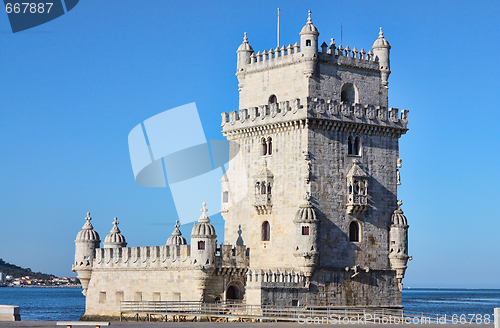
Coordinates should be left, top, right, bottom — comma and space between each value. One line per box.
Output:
221, 97, 408, 136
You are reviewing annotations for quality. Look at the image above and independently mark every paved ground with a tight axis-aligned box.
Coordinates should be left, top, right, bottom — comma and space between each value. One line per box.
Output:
0, 322, 494, 328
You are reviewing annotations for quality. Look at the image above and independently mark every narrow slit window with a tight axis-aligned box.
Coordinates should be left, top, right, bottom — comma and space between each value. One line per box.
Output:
262, 221, 270, 241
349, 221, 360, 242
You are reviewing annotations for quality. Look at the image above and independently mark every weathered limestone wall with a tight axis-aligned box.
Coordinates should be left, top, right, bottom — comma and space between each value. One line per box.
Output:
260, 269, 400, 307
309, 128, 399, 269
84, 268, 213, 316
223, 124, 309, 270
312, 61, 387, 107
238, 54, 309, 109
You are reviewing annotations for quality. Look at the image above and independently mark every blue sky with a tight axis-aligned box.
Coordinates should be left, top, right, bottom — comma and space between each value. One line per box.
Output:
1, 1, 499, 288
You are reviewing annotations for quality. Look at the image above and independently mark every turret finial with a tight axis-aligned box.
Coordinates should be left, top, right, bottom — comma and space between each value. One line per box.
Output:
82, 212, 94, 230
243, 32, 248, 42
397, 200, 403, 207
109, 216, 121, 234
175, 220, 180, 229
379, 27, 384, 38
307, 10, 312, 23
198, 202, 210, 223
304, 192, 311, 202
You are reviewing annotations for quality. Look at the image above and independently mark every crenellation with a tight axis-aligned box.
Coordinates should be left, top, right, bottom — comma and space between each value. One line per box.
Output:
221, 97, 408, 134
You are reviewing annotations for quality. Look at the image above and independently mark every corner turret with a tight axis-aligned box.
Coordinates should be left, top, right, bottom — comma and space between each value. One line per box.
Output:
299, 11, 319, 56
389, 200, 410, 291
190, 203, 217, 268
103, 217, 127, 248
300, 11, 319, 78
237, 32, 254, 71
73, 212, 100, 296
372, 27, 391, 87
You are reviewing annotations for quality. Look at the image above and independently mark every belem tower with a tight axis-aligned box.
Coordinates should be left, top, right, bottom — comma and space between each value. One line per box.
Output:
73, 12, 410, 319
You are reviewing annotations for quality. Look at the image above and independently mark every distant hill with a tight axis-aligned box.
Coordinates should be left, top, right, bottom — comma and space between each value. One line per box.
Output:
0, 258, 55, 280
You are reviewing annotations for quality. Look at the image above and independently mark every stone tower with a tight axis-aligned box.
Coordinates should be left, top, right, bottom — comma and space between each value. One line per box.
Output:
221, 12, 409, 307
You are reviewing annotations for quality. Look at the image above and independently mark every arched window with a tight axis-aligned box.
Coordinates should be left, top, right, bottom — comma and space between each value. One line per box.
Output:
198, 241, 206, 250
348, 135, 361, 156
306, 40, 311, 47
268, 94, 277, 104
261, 183, 266, 195
341, 83, 357, 103
349, 221, 360, 242
267, 137, 273, 155
223, 191, 228, 203
262, 138, 267, 156
267, 183, 272, 195
262, 221, 270, 241
302, 226, 310, 235
255, 182, 260, 195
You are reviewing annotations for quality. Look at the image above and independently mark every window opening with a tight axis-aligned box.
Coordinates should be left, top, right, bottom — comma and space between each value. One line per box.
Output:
262, 221, 270, 241
349, 221, 360, 242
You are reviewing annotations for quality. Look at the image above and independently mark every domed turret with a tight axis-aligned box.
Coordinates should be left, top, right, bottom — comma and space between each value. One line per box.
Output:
191, 203, 216, 237
166, 220, 187, 245
293, 193, 319, 280
74, 212, 100, 296
76, 212, 100, 244
299, 11, 319, 56
191, 203, 217, 268
372, 27, 391, 87
237, 32, 254, 71
103, 217, 127, 248
389, 200, 410, 291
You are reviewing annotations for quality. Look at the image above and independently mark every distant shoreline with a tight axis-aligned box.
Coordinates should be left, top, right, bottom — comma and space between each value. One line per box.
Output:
3, 285, 81, 288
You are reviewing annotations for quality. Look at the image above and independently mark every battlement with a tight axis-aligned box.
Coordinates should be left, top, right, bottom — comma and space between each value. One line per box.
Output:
86, 243, 249, 271
221, 97, 408, 135
239, 40, 380, 74
245, 269, 306, 288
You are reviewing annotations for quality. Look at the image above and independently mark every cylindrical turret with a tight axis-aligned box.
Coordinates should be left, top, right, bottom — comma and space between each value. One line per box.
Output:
236, 32, 254, 71
300, 11, 319, 78
389, 200, 409, 291
73, 212, 100, 296
293, 194, 319, 279
372, 27, 391, 87
190, 203, 217, 268
299, 11, 319, 56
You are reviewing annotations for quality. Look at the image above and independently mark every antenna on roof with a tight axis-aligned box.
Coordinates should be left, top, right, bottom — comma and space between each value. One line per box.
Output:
341, 21, 343, 47
277, 8, 281, 48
